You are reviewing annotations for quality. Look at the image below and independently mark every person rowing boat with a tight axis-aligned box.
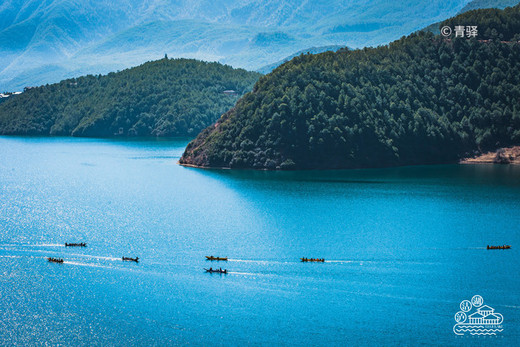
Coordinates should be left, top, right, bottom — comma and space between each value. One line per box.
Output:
205, 256, 228, 261
65, 242, 87, 247
487, 245, 511, 249
47, 257, 64, 263
300, 257, 325, 262
122, 256, 139, 262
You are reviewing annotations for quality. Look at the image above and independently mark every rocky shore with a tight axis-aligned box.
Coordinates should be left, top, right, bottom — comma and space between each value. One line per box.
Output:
460, 146, 520, 165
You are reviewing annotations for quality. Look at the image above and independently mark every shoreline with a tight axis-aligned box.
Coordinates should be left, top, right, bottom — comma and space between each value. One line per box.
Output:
179, 161, 457, 171
180, 147, 520, 171
460, 146, 520, 165
178, 162, 232, 170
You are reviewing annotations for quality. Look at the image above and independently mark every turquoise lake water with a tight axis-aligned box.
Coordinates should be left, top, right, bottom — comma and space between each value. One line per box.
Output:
0, 136, 519, 346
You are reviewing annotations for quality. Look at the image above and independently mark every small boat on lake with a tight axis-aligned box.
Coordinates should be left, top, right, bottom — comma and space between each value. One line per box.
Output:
487, 245, 511, 250
301, 257, 325, 262
205, 256, 228, 261
65, 242, 87, 247
122, 256, 139, 262
47, 257, 64, 263
205, 267, 227, 274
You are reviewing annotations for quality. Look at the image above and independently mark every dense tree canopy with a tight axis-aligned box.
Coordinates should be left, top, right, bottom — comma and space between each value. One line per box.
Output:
180, 5, 520, 170
0, 58, 260, 137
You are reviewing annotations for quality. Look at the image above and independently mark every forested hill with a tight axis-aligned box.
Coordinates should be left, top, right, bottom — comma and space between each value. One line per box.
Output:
0, 58, 260, 137
180, 5, 520, 170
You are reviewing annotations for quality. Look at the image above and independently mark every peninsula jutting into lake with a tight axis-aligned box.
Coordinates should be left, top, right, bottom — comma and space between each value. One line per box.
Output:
180, 6, 520, 170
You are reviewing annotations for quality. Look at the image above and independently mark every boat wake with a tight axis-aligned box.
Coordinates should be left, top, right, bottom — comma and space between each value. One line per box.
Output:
326, 260, 363, 264
0, 243, 63, 248
1, 247, 123, 262
227, 271, 265, 276
229, 258, 367, 265
62, 261, 113, 269
65, 254, 121, 262
228, 259, 290, 265
502, 305, 520, 309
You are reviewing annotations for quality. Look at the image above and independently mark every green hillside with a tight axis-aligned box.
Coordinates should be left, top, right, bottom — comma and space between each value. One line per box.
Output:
0, 58, 260, 137
180, 6, 520, 170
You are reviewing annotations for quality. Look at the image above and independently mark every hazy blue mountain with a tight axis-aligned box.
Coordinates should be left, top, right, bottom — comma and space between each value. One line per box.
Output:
1, 0, 471, 90
458, 0, 519, 13
421, 0, 519, 34
181, 0, 519, 75
256, 46, 345, 74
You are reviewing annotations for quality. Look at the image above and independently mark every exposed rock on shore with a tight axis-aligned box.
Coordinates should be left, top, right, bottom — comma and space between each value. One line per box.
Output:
461, 146, 520, 164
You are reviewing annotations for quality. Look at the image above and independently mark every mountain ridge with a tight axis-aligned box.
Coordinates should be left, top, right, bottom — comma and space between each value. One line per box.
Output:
1, 0, 470, 90
421, 0, 519, 34
256, 45, 346, 74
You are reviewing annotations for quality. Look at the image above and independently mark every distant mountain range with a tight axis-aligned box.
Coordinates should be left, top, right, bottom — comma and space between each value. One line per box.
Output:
256, 46, 346, 74
457, 0, 519, 13
259, 0, 520, 74
0, 0, 472, 90
421, 0, 519, 34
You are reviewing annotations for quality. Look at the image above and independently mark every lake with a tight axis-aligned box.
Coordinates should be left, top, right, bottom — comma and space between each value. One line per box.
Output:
0, 136, 518, 346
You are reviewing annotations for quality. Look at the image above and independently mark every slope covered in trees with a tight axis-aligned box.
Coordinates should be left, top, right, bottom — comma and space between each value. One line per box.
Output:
180, 5, 520, 170
0, 58, 260, 137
